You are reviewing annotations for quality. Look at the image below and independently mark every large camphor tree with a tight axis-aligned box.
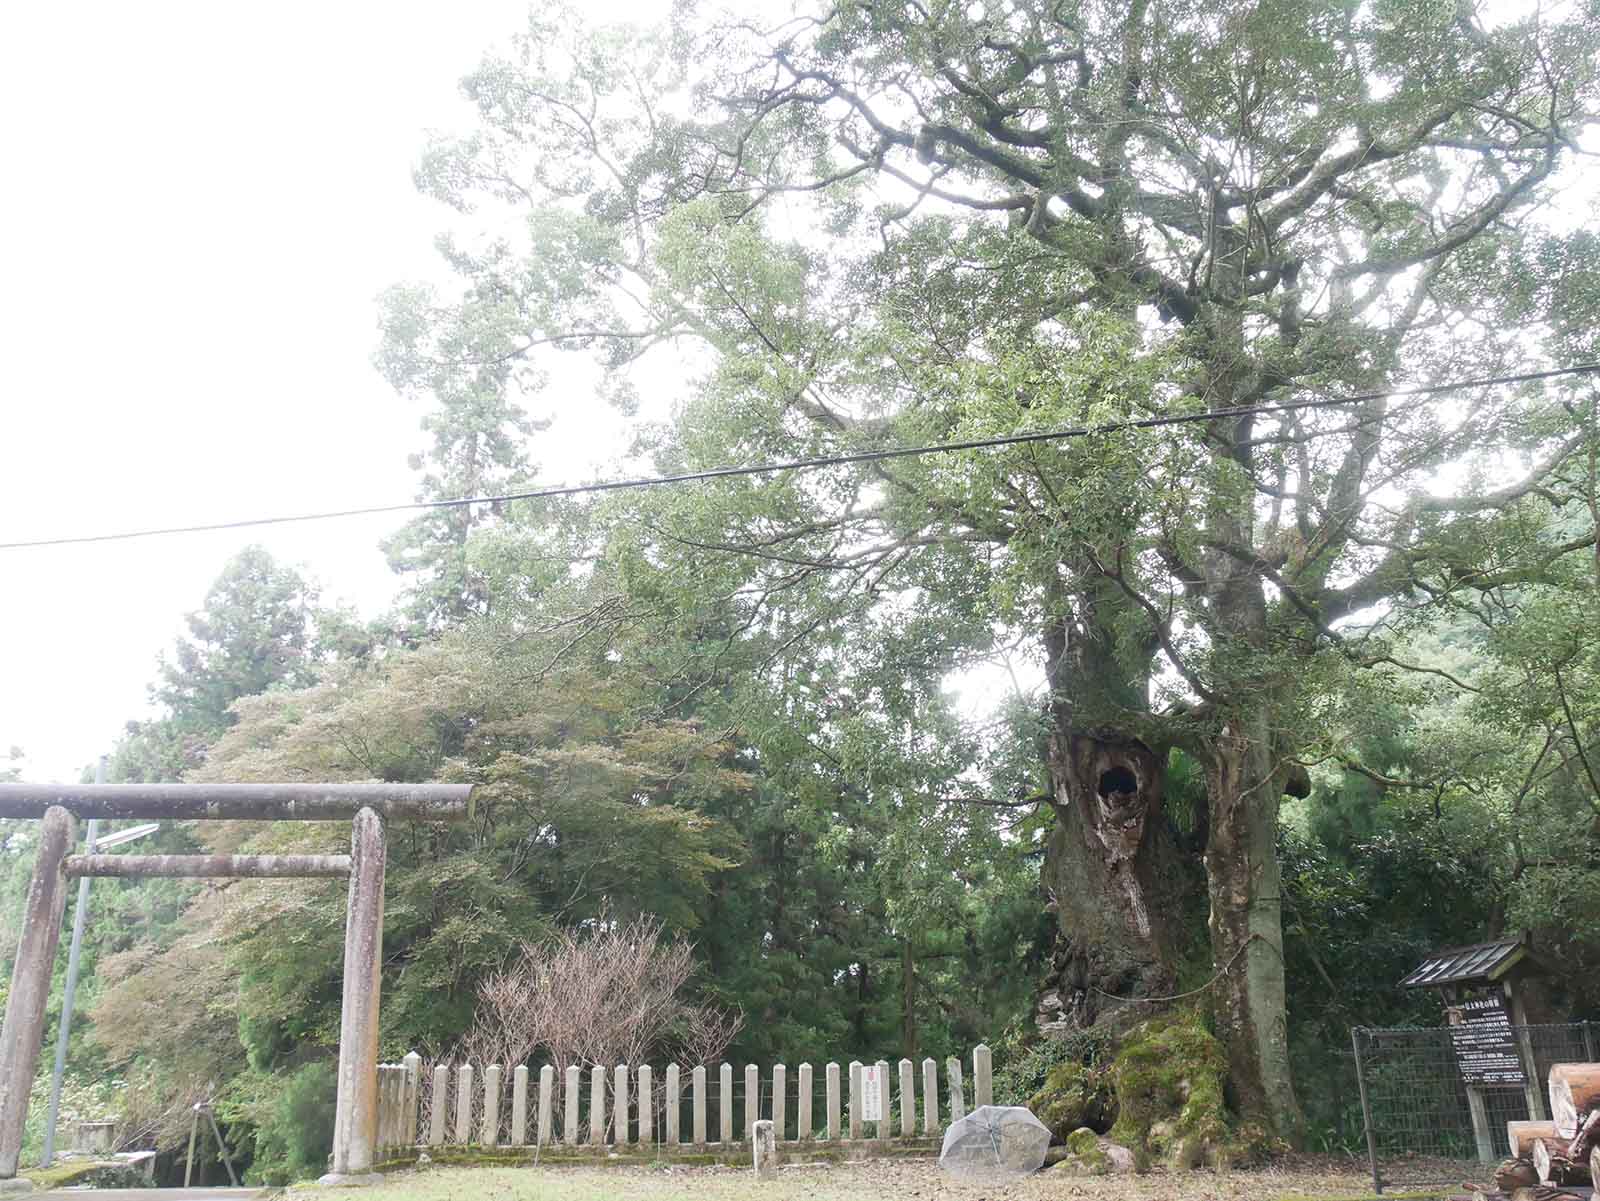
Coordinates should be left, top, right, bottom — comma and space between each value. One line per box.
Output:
382, 0, 1600, 1136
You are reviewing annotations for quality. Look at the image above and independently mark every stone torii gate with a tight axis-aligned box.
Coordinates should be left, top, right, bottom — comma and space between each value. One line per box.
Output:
0, 783, 473, 1190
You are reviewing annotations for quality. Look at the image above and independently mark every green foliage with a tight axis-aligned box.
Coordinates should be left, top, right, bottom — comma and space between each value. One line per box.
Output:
233, 1062, 338, 1186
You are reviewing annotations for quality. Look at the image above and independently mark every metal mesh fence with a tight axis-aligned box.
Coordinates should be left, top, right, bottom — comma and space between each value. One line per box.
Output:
1350, 1022, 1599, 1193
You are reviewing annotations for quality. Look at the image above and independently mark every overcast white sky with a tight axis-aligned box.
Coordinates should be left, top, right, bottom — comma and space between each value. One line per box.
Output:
0, 2, 660, 782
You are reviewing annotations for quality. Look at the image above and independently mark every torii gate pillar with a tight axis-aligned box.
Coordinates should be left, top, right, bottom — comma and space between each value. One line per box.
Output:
0, 808, 74, 1180
322, 807, 386, 1184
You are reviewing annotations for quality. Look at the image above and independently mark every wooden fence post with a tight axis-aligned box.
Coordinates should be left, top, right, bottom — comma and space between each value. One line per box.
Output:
589, 1066, 606, 1146
454, 1065, 474, 1145
638, 1065, 653, 1145
666, 1065, 681, 1146
428, 1065, 448, 1146
564, 1066, 580, 1145
899, 1059, 915, 1136
511, 1066, 528, 1147
482, 1066, 502, 1146
614, 1065, 629, 1146
537, 1066, 554, 1147
692, 1065, 707, 1146
876, 1060, 891, 1143
797, 1063, 813, 1140
403, 1053, 422, 1146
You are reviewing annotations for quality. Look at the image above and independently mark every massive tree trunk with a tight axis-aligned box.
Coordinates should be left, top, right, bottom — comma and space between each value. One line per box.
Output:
1204, 713, 1301, 1139
1038, 727, 1188, 1035
1034, 592, 1192, 1035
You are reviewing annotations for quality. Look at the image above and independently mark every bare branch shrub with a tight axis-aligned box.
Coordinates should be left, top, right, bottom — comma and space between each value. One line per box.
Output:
454, 910, 743, 1085
675, 1003, 745, 1068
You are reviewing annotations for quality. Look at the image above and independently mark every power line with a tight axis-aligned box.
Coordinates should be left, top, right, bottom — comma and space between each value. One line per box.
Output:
3, 362, 1595, 551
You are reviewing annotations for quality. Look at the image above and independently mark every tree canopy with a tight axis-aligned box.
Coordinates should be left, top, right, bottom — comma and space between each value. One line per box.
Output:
4, 0, 1598, 1177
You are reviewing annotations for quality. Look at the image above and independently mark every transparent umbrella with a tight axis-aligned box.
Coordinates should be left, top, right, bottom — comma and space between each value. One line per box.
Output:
938, 1105, 1052, 1180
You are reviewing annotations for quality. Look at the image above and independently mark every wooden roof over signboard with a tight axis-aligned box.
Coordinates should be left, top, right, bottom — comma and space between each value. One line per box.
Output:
1399, 937, 1545, 988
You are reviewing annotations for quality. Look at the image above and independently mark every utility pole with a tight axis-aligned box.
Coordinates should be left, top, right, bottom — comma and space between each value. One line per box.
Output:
39, 758, 103, 1167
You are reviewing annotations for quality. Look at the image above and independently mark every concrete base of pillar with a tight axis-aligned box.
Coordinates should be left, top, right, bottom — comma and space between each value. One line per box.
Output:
317, 1172, 385, 1187
0, 1178, 36, 1194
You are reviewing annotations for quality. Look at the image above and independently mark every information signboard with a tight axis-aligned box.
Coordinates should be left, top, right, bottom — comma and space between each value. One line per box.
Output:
862, 1065, 884, 1121
1450, 993, 1526, 1086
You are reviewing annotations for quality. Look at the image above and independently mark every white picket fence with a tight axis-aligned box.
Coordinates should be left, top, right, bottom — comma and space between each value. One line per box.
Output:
375, 1045, 993, 1153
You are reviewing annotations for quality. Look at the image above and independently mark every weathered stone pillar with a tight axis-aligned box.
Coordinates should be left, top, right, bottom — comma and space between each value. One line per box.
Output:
744, 1064, 758, 1141
589, 1066, 606, 1146
637, 1065, 652, 1145
973, 1044, 992, 1108
665, 1065, 680, 1146
613, 1065, 628, 1145
848, 1061, 862, 1141
0, 806, 75, 1182
537, 1066, 553, 1147
719, 1063, 733, 1144
946, 1056, 965, 1121
796, 1063, 812, 1141
876, 1060, 890, 1143
323, 807, 386, 1183
691, 1065, 706, 1146
563, 1066, 580, 1145
825, 1063, 840, 1140
428, 1066, 449, 1146
402, 1052, 422, 1146
454, 1065, 474, 1145
898, 1059, 915, 1136
752, 1119, 776, 1178
921, 1058, 938, 1133
482, 1065, 501, 1146
510, 1066, 528, 1146
771, 1064, 785, 1144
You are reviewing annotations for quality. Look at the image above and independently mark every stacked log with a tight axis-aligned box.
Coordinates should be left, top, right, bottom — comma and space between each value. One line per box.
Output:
1531, 1136, 1583, 1187
1524, 1070, 1600, 1188
1507, 1120, 1557, 1158
1548, 1064, 1600, 1138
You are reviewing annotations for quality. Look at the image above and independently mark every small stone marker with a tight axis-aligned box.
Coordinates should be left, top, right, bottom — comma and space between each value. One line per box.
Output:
752, 1119, 777, 1178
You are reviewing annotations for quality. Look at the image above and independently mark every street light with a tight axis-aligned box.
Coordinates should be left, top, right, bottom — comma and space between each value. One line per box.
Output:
39, 761, 159, 1167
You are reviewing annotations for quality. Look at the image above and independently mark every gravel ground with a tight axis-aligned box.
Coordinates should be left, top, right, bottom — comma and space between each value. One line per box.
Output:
329, 1156, 1397, 1201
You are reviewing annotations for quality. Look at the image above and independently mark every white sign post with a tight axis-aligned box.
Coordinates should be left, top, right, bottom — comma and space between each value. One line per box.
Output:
861, 1064, 884, 1122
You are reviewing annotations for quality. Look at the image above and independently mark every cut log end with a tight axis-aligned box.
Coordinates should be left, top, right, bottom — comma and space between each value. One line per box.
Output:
1508, 1120, 1558, 1159
1548, 1063, 1600, 1139
1533, 1136, 1592, 1187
